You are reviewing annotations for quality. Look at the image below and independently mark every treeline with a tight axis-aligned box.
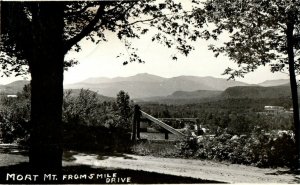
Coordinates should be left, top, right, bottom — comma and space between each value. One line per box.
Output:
141, 97, 292, 117
140, 97, 293, 135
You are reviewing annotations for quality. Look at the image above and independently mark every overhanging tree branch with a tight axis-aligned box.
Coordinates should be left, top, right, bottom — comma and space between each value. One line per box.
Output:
65, 3, 94, 16
63, 3, 107, 53
118, 17, 161, 27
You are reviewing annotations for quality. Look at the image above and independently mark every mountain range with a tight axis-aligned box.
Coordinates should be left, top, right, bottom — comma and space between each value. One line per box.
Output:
65, 73, 251, 98
138, 85, 292, 104
0, 74, 291, 103
65, 73, 291, 99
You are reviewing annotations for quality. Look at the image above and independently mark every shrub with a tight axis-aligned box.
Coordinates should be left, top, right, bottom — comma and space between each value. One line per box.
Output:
63, 89, 133, 131
63, 89, 102, 126
176, 138, 199, 157
178, 130, 297, 168
0, 85, 30, 144
0, 87, 133, 150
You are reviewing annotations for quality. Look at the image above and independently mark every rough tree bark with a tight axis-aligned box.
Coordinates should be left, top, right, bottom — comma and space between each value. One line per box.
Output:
286, 18, 300, 170
28, 3, 65, 171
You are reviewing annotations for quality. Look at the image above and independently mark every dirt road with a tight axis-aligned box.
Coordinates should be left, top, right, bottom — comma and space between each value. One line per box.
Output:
0, 144, 298, 184
71, 152, 300, 183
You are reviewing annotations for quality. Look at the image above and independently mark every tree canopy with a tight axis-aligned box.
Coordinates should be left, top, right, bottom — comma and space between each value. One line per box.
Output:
0, 0, 201, 76
192, 0, 300, 78
189, 0, 300, 169
0, 0, 205, 170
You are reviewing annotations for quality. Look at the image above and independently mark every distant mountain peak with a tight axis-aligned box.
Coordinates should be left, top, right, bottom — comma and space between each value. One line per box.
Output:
131, 73, 164, 78
135, 72, 151, 76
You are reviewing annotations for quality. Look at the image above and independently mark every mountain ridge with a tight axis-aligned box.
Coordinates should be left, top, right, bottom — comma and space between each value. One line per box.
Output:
137, 85, 293, 104
81, 73, 166, 84
0, 74, 292, 101
65, 73, 250, 98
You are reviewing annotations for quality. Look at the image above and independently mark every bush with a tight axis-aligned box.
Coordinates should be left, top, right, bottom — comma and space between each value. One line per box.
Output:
0, 88, 133, 150
178, 130, 297, 168
0, 85, 30, 144
63, 89, 133, 130
63, 89, 103, 126
176, 138, 199, 157
61, 89, 134, 152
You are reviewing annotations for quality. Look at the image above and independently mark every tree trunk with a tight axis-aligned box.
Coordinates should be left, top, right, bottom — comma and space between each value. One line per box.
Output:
286, 21, 300, 170
29, 3, 64, 172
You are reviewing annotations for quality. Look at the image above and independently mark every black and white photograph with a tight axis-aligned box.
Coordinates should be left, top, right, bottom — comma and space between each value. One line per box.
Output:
0, 0, 300, 183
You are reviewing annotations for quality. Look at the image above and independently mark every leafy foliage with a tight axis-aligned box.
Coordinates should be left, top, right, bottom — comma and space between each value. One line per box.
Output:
0, 87, 135, 148
190, 0, 300, 78
116, 90, 132, 129
61, 89, 134, 152
141, 98, 293, 135
178, 130, 297, 168
0, 85, 30, 143
62, 89, 133, 129
0, 1, 207, 168
63, 89, 102, 126
0, 1, 202, 76
189, 1, 300, 168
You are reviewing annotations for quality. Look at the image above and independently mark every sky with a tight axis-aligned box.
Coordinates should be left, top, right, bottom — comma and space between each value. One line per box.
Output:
62, 31, 289, 85
0, 5, 290, 85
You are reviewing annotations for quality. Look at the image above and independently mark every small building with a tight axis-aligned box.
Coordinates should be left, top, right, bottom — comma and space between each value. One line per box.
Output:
264, 105, 286, 115
264, 106, 284, 112
7, 95, 18, 98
